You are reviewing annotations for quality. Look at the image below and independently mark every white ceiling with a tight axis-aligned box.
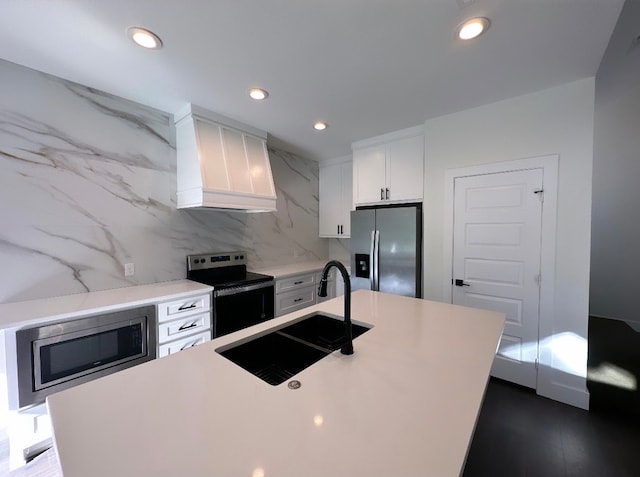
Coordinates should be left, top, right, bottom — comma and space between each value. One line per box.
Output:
0, 0, 625, 160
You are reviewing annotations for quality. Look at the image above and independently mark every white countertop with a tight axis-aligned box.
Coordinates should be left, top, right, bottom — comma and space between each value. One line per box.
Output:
47, 290, 504, 477
0, 280, 212, 330
252, 260, 342, 278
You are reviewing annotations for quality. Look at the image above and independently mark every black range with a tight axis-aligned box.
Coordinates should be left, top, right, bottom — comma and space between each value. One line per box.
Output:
187, 252, 275, 338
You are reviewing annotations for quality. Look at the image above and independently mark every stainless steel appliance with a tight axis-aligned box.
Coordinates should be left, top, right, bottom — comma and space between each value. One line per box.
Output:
351, 203, 422, 297
15, 305, 156, 408
186, 252, 275, 338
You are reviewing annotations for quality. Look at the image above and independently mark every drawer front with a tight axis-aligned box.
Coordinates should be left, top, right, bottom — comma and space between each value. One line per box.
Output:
157, 293, 211, 323
158, 312, 211, 344
158, 330, 210, 358
275, 285, 316, 317
276, 273, 316, 294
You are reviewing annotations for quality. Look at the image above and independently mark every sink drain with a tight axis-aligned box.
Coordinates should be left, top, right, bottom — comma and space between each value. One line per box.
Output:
288, 380, 301, 389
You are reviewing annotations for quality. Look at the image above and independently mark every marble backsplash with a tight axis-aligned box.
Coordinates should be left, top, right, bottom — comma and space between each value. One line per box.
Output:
329, 238, 350, 266
0, 59, 328, 303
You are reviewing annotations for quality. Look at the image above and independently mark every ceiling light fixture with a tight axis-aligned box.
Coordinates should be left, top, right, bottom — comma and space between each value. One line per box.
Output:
249, 88, 269, 101
313, 121, 328, 131
127, 27, 163, 49
457, 17, 490, 40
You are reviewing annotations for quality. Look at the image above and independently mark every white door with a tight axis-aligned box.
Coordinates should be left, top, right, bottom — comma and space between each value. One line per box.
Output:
452, 169, 543, 389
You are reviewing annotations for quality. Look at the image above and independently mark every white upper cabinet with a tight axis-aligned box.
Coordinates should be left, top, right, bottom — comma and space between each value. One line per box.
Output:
319, 157, 352, 238
352, 126, 424, 206
352, 145, 386, 204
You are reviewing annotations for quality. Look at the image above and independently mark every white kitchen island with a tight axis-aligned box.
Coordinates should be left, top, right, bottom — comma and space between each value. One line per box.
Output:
46, 290, 505, 477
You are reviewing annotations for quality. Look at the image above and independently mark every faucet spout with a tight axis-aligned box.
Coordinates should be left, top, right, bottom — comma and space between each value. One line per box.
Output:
318, 260, 353, 355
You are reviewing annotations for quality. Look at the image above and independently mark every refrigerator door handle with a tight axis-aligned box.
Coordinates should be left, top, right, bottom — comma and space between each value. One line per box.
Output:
369, 230, 375, 289
373, 230, 380, 291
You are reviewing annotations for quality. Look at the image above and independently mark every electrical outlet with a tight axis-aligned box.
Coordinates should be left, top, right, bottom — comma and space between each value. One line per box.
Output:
124, 263, 135, 277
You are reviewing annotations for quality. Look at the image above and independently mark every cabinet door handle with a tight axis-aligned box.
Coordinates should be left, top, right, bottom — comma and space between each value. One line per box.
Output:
178, 322, 198, 331
178, 304, 197, 311
340, 225, 343, 234
337, 224, 340, 235
380, 188, 385, 200
385, 188, 390, 200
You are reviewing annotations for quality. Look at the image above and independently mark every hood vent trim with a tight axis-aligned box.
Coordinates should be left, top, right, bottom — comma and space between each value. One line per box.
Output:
175, 104, 277, 212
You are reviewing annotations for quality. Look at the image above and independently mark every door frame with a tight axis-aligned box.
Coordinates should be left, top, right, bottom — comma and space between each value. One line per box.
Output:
443, 155, 558, 392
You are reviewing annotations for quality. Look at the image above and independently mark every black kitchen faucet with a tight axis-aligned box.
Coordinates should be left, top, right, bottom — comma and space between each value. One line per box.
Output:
318, 260, 353, 355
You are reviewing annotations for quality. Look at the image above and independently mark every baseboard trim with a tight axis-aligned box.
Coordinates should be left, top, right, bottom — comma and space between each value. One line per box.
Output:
537, 382, 590, 410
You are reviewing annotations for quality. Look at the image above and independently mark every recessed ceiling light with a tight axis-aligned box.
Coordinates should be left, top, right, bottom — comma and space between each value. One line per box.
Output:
313, 121, 328, 131
249, 88, 269, 101
457, 17, 490, 40
127, 27, 162, 49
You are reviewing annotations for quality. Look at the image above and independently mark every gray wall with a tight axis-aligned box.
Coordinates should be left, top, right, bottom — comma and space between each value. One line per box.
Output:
0, 59, 328, 303
591, 0, 640, 320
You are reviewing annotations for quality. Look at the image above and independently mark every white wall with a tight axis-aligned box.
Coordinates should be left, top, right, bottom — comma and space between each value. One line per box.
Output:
423, 78, 595, 408
591, 0, 640, 321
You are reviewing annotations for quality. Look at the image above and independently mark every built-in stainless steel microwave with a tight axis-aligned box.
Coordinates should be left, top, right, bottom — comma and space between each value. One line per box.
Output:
14, 305, 157, 409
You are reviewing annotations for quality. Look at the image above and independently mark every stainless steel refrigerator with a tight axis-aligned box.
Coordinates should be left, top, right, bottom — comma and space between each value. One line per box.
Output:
350, 204, 422, 297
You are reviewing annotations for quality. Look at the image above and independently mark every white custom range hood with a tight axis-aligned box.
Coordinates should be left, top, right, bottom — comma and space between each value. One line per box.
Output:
174, 104, 277, 212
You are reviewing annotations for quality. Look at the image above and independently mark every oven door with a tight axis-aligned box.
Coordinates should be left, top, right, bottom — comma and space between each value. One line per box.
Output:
213, 281, 275, 338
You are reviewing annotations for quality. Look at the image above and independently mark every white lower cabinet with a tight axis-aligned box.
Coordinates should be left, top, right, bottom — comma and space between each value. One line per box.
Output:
158, 312, 211, 344
275, 271, 335, 317
7, 403, 52, 470
156, 293, 212, 357
157, 293, 210, 322
158, 331, 211, 358
276, 286, 317, 316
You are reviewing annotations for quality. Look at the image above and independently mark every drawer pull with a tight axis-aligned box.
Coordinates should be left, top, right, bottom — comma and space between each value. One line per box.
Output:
293, 280, 304, 285
178, 322, 198, 331
294, 298, 304, 303
178, 303, 197, 311
180, 340, 198, 351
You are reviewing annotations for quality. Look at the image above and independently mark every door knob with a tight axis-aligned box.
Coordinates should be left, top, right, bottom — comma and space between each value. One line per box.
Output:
455, 279, 470, 287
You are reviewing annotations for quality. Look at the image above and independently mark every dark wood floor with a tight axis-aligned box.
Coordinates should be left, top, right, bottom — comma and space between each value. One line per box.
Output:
464, 378, 640, 477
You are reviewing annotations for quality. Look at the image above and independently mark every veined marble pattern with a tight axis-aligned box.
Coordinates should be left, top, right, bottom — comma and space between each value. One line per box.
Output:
329, 238, 351, 266
0, 60, 327, 303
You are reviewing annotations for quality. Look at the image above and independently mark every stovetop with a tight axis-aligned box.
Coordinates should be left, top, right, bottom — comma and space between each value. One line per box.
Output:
186, 252, 273, 290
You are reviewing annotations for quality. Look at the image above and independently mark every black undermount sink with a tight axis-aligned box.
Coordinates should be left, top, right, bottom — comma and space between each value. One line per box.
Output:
216, 312, 372, 386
